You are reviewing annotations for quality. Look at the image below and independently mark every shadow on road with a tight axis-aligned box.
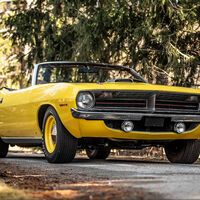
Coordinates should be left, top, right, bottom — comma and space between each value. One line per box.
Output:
6, 152, 171, 165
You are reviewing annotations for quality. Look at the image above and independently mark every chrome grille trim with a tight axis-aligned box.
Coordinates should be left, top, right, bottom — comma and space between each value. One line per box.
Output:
93, 90, 200, 114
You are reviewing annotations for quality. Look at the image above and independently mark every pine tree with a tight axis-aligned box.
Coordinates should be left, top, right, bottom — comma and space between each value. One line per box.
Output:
1, 0, 200, 88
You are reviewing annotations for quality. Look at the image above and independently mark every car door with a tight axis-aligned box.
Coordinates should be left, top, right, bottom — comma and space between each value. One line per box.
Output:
0, 87, 37, 137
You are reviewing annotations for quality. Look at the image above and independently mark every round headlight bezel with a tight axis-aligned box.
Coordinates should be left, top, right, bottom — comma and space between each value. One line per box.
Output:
76, 92, 95, 110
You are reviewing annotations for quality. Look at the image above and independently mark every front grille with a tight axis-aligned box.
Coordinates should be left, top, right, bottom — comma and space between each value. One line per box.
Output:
155, 101, 199, 110
93, 90, 200, 114
95, 99, 147, 108
155, 93, 199, 111
95, 91, 150, 109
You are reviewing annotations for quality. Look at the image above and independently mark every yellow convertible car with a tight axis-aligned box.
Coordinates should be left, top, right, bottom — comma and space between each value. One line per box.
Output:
0, 61, 200, 163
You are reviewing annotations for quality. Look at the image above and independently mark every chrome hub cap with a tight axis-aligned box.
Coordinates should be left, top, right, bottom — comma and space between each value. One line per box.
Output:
51, 124, 57, 144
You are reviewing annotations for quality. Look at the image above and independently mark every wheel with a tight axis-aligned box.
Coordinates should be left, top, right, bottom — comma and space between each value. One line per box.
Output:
0, 138, 8, 158
164, 140, 200, 164
86, 148, 111, 160
42, 106, 77, 163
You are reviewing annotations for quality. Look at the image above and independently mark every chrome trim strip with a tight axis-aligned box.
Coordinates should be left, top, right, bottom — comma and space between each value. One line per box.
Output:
32, 64, 39, 85
91, 107, 200, 114
71, 108, 200, 122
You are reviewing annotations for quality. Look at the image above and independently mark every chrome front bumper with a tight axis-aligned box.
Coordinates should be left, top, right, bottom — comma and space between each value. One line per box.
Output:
71, 108, 200, 122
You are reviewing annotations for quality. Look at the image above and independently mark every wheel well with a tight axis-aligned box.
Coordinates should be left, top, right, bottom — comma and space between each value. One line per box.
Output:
38, 104, 51, 132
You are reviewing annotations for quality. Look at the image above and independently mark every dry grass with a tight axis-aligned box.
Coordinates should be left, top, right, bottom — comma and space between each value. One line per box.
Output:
0, 180, 33, 200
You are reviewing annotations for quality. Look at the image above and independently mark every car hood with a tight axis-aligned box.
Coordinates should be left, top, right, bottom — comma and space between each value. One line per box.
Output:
67, 82, 200, 94
31, 82, 200, 100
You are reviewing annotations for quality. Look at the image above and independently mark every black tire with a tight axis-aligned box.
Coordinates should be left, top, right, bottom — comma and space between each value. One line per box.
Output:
164, 140, 200, 164
86, 148, 111, 160
0, 138, 8, 158
42, 106, 77, 163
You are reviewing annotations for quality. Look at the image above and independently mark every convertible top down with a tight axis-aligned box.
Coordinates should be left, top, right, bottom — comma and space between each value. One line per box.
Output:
0, 61, 200, 163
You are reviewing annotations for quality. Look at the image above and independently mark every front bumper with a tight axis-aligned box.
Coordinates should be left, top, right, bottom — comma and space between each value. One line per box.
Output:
71, 108, 200, 122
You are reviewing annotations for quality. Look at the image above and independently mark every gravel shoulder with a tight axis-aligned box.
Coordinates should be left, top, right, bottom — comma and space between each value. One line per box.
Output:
0, 152, 163, 200
1, 152, 200, 200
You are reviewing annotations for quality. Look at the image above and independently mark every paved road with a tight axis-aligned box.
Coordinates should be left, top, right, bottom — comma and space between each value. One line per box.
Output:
2, 153, 200, 199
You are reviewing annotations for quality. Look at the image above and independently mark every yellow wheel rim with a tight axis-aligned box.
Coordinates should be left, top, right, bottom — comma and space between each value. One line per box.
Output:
44, 115, 57, 153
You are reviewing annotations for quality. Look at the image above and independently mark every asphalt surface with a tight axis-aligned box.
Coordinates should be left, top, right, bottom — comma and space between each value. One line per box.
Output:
2, 152, 200, 200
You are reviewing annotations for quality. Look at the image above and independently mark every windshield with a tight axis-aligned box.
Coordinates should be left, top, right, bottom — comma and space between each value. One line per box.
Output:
37, 63, 144, 84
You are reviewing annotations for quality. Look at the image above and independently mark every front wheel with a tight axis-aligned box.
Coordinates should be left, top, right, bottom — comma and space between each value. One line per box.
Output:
164, 140, 200, 164
42, 106, 77, 163
86, 148, 111, 160
0, 138, 8, 158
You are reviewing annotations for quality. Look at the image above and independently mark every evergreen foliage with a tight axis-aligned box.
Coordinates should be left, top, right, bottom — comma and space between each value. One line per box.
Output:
1, 0, 200, 88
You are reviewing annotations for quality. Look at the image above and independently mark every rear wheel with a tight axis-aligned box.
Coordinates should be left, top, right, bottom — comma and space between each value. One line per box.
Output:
86, 148, 111, 160
42, 106, 77, 163
0, 138, 8, 158
164, 140, 200, 164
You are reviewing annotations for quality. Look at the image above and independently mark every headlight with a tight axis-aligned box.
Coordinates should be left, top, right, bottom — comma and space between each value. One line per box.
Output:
76, 92, 95, 109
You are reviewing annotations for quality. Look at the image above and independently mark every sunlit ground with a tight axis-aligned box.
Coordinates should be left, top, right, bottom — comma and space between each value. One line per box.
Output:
0, 181, 32, 200
9, 146, 43, 154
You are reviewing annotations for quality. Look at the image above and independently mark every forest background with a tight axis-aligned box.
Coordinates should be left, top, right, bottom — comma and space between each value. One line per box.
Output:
0, 0, 200, 89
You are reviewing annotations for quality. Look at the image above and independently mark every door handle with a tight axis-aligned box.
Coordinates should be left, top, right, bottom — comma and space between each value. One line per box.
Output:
0, 98, 3, 104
